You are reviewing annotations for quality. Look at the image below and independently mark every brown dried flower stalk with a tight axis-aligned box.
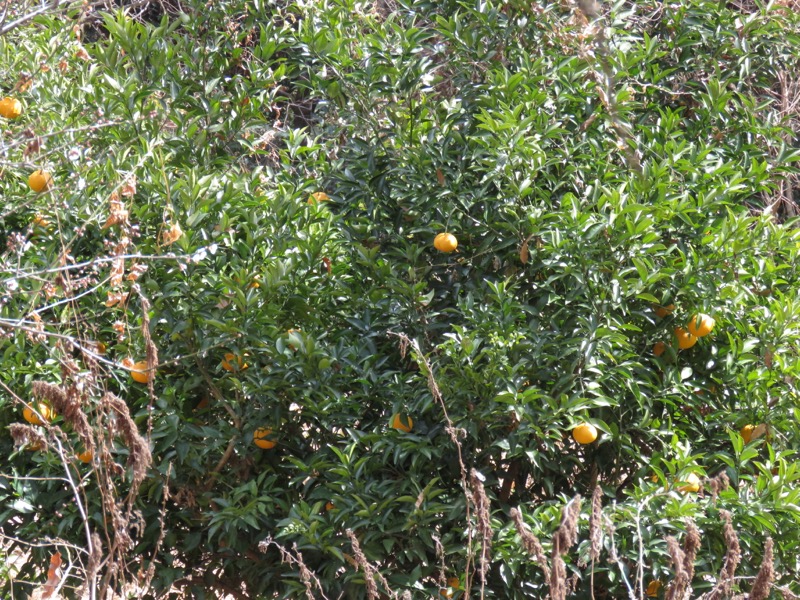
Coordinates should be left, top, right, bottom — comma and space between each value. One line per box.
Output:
664, 536, 689, 600
706, 510, 741, 600
749, 537, 775, 600
469, 468, 494, 585
707, 472, 730, 501
682, 519, 701, 589
550, 495, 582, 600
257, 537, 328, 600
510, 507, 550, 579
33, 381, 94, 452
102, 392, 151, 489
346, 529, 379, 600
9, 423, 47, 450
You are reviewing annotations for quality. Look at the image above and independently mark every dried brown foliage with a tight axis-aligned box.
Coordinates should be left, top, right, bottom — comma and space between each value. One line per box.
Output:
258, 537, 328, 600
682, 520, 701, 588
707, 472, 730, 501
749, 537, 775, 600
9, 422, 47, 450
33, 380, 94, 453
102, 392, 152, 490
346, 529, 380, 600
469, 468, 493, 585
550, 495, 582, 600
705, 510, 741, 600
664, 536, 689, 600
510, 507, 550, 579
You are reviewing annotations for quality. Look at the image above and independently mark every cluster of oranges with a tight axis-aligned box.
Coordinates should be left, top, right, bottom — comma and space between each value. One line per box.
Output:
652, 306, 716, 355
0, 97, 54, 194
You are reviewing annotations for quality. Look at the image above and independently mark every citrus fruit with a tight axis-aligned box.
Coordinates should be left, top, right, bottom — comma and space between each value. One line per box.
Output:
447, 577, 461, 589
674, 327, 697, 350
32, 215, 50, 228
77, 450, 93, 463
23, 403, 54, 425
439, 590, 453, 599
325, 501, 335, 511
391, 414, 413, 432
253, 427, 277, 449
28, 170, 53, 193
740, 424, 754, 443
434, 232, 458, 253
677, 472, 701, 494
307, 191, 329, 204
0, 97, 22, 119
653, 304, 675, 318
130, 360, 154, 383
686, 313, 715, 337
646, 580, 662, 597
221, 352, 248, 372
572, 423, 598, 445
653, 341, 666, 357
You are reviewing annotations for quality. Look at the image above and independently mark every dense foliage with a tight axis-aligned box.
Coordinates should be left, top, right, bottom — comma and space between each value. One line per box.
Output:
2, 0, 800, 597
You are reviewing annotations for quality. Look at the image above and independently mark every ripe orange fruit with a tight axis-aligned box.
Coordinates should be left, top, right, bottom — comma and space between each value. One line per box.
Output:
0, 97, 22, 119
646, 580, 662, 597
307, 191, 330, 204
28, 170, 53, 193
674, 327, 697, 350
572, 423, 598, 445
253, 427, 277, 449
130, 360, 154, 383
325, 501, 335, 511
686, 313, 715, 337
677, 472, 701, 494
77, 450, 93, 463
221, 352, 248, 372
447, 577, 461, 589
23, 402, 54, 425
653, 304, 675, 318
391, 414, 413, 433
740, 424, 754, 443
434, 232, 458, 253
32, 215, 50, 228
653, 341, 666, 357
439, 589, 453, 599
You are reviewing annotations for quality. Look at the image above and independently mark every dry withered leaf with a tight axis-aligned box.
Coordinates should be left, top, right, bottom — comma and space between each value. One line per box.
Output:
161, 222, 183, 246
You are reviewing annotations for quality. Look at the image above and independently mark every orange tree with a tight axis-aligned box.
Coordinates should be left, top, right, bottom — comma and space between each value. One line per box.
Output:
1, 0, 800, 598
